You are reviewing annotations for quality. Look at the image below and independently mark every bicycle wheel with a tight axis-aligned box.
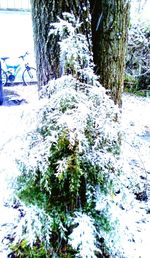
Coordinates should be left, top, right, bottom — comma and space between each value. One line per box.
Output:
22, 67, 37, 86
1, 69, 7, 86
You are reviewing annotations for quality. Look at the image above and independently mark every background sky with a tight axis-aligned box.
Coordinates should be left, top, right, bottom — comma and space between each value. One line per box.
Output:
0, 11, 34, 64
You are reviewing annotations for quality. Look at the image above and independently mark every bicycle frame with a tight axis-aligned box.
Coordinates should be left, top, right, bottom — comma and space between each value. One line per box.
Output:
0, 52, 37, 86
1, 59, 23, 83
6, 63, 21, 77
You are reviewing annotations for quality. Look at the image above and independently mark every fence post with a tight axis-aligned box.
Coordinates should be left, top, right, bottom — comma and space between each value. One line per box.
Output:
0, 60, 3, 105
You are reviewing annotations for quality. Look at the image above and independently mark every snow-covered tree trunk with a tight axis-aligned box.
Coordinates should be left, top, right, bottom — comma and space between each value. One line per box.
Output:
89, 0, 130, 105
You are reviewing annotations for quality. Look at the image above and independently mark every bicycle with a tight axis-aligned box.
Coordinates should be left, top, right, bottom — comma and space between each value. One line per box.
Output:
0, 52, 37, 86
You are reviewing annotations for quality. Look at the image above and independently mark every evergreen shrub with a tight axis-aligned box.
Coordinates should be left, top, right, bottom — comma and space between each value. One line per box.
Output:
12, 13, 123, 257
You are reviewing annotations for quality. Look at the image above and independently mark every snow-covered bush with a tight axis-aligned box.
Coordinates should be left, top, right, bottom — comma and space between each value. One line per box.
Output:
126, 17, 150, 89
12, 13, 125, 257
49, 12, 98, 87
14, 74, 122, 256
13, 205, 52, 248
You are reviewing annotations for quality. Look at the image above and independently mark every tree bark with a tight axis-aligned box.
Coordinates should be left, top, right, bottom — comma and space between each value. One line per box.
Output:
89, 0, 130, 105
30, 0, 90, 88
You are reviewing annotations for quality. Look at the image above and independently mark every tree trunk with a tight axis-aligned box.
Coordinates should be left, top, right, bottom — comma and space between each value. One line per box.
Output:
31, 0, 130, 105
30, 0, 90, 89
89, 0, 130, 105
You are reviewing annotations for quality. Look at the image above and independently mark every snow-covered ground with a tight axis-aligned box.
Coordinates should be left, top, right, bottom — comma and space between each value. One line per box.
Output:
122, 94, 150, 177
0, 87, 149, 257
118, 94, 150, 258
0, 86, 39, 257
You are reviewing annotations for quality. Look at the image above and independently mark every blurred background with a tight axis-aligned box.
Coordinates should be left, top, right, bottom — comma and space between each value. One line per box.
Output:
0, 0, 34, 64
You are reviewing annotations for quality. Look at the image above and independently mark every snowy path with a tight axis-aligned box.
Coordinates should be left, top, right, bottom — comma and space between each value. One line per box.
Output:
122, 94, 150, 198
0, 89, 149, 257
0, 85, 39, 257
118, 94, 150, 258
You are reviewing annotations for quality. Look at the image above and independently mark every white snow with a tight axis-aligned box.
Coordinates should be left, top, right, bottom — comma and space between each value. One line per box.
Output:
69, 213, 99, 258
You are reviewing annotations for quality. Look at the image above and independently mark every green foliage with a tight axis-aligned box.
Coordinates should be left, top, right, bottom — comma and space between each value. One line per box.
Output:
95, 212, 112, 233
10, 240, 50, 258
59, 97, 77, 113
85, 199, 112, 233
17, 176, 49, 209
80, 160, 114, 195
10, 239, 76, 258
124, 74, 138, 92
10, 239, 77, 258
124, 74, 138, 84
46, 130, 83, 211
